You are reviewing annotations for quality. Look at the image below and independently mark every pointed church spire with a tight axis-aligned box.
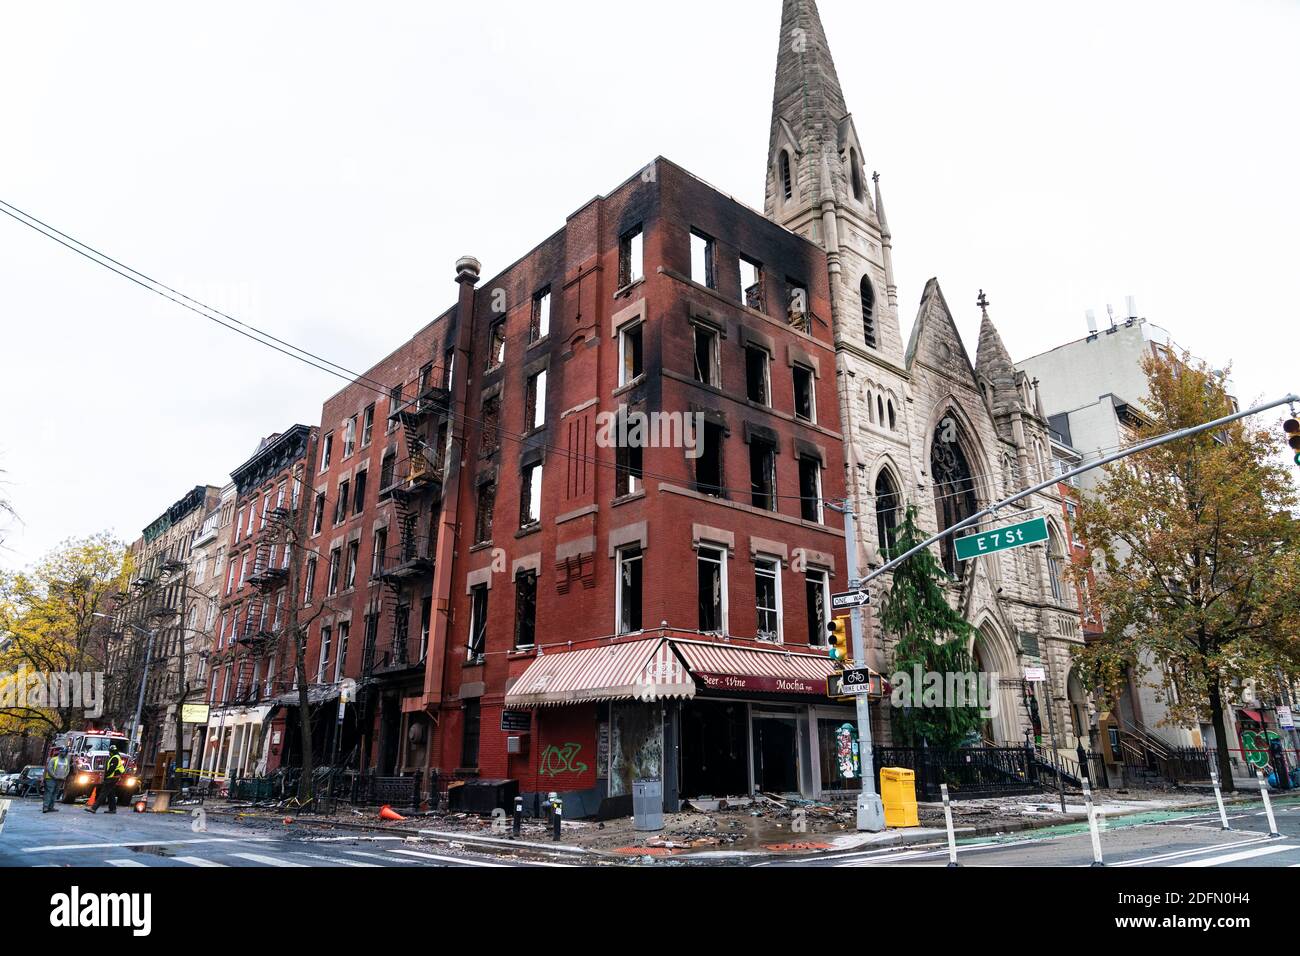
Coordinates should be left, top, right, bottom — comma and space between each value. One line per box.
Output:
773, 0, 849, 135
874, 171, 898, 311
975, 290, 1017, 388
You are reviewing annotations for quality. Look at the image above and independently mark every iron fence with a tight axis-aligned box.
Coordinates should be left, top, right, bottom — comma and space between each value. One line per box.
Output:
875, 746, 1041, 801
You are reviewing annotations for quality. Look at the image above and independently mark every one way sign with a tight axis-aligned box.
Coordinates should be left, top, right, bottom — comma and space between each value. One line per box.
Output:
831, 590, 871, 611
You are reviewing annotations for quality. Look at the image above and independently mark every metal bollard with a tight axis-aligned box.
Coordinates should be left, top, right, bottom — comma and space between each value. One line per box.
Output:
513, 795, 523, 838
940, 784, 959, 868
1258, 772, 1281, 838
1209, 762, 1231, 831
552, 797, 563, 842
1082, 778, 1105, 867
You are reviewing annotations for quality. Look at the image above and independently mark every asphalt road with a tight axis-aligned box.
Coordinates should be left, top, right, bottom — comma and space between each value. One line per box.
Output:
0, 794, 570, 868
762, 792, 1300, 868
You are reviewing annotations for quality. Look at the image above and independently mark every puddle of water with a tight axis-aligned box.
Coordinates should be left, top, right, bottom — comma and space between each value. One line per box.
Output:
127, 845, 174, 858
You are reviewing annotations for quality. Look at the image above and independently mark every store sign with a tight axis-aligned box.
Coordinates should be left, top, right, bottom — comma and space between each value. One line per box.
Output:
1023, 667, 1047, 683
695, 673, 824, 696
180, 703, 210, 725
1278, 707, 1295, 730
500, 711, 532, 733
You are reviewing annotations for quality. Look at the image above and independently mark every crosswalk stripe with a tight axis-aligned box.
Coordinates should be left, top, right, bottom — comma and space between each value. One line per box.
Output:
291, 852, 379, 867
388, 848, 504, 867
174, 857, 228, 868
343, 850, 423, 865
1173, 844, 1297, 867
106, 859, 146, 867
230, 853, 306, 868
23, 837, 276, 854
1114, 838, 1273, 867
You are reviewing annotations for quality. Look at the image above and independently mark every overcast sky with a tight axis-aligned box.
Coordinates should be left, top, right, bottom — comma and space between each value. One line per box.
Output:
1, 0, 1296, 570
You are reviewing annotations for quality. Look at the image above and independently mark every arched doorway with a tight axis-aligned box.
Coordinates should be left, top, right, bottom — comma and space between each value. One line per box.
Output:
973, 622, 1021, 745
931, 415, 980, 575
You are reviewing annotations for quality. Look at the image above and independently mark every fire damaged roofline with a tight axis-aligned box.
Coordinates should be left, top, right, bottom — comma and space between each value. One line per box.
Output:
230, 423, 312, 495
142, 485, 215, 543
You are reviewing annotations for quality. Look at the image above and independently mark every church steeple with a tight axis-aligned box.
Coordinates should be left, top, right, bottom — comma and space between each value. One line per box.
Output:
764, 0, 903, 369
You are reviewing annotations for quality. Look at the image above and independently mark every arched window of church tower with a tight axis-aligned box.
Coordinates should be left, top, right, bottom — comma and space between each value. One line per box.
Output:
931, 416, 979, 575
850, 149, 864, 201
780, 151, 793, 201
875, 469, 902, 560
887, 400, 896, 431
1047, 528, 1069, 605
861, 276, 877, 349
878, 396, 885, 425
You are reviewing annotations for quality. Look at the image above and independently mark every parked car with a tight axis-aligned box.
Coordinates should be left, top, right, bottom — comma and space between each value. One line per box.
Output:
0, 773, 18, 795
16, 765, 45, 797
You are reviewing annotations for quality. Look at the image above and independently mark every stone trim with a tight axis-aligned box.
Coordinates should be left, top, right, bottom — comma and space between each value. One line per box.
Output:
749, 536, 790, 563
512, 553, 542, 577
611, 297, 646, 339
557, 536, 597, 564
692, 524, 736, 556
466, 566, 494, 593
608, 522, 648, 558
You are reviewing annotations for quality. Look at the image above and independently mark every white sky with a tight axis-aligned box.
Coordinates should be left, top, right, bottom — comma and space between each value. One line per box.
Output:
1, 0, 1297, 570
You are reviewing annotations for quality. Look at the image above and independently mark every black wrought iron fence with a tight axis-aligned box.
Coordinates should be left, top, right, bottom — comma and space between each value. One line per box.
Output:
874, 746, 1041, 801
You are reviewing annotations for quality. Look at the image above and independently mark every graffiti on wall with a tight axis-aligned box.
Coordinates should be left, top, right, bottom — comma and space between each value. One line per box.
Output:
539, 743, 589, 779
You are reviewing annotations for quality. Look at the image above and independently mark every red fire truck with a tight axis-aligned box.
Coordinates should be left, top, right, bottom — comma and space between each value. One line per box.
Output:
51, 729, 142, 804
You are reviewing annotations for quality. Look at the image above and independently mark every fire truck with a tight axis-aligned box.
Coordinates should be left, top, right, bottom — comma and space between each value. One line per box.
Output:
51, 729, 142, 804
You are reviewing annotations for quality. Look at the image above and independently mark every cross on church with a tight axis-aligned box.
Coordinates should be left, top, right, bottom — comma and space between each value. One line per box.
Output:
977, 290, 990, 313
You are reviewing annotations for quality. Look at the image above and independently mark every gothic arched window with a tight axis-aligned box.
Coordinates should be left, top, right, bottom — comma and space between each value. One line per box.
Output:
780, 151, 793, 201
875, 469, 901, 560
850, 149, 864, 201
1048, 528, 1068, 605
861, 276, 877, 349
931, 416, 979, 575
887, 400, 897, 431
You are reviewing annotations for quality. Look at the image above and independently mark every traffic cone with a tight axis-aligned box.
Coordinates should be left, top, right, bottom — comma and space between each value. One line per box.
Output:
379, 805, 406, 822
83, 787, 97, 812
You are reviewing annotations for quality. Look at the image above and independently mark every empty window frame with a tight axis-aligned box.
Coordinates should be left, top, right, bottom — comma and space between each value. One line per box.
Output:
353, 470, 367, 513
371, 527, 387, 578
514, 570, 538, 650
481, 396, 501, 457
749, 439, 777, 512
793, 364, 816, 423
486, 319, 506, 370
861, 275, 877, 349
531, 288, 551, 343
799, 456, 823, 524
619, 226, 643, 287
303, 558, 317, 605
475, 480, 496, 544
697, 545, 727, 634
755, 556, 782, 643
327, 547, 341, 596
746, 346, 771, 406
388, 385, 403, 434
344, 416, 357, 458
806, 569, 829, 645
525, 369, 547, 431
616, 546, 643, 635
615, 437, 643, 498
787, 279, 809, 326
362, 404, 375, 448
334, 479, 350, 524
318, 625, 332, 683
690, 230, 716, 289
320, 433, 333, 472
619, 321, 644, 386
345, 540, 359, 590
519, 462, 542, 528
696, 421, 725, 498
334, 621, 350, 684
780, 150, 794, 201
693, 323, 720, 387
739, 256, 764, 312
468, 584, 489, 660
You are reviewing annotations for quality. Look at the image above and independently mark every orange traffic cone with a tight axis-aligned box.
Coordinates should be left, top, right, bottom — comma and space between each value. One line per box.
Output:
379, 805, 406, 822
83, 787, 97, 812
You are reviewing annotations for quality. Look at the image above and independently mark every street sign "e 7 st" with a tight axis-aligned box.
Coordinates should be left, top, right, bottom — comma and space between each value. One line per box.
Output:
955, 517, 1050, 562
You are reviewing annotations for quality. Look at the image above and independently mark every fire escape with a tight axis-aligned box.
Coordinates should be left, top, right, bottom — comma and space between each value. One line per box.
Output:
236, 506, 293, 705
367, 371, 450, 682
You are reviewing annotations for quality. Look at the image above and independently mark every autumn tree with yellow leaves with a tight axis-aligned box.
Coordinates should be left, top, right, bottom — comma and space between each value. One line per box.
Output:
1073, 352, 1300, 790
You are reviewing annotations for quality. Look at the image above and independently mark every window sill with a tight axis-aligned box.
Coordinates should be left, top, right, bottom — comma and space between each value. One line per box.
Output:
527, 334, 551, 352
614, 278, 645, 300
613, 376, 647, 398
464, 656, 486, 669
470, 542, 494, 554
516, 524, 541, 540
509, 647, 537, 660
612, 491, 646, 508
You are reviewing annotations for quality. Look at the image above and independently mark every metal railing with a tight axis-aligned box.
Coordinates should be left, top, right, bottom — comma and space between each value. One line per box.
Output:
874, 746, 1040, 801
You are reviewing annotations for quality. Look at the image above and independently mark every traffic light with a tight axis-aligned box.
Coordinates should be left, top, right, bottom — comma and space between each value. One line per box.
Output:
1286, 418, 1300, 466
827, 618, 849, 664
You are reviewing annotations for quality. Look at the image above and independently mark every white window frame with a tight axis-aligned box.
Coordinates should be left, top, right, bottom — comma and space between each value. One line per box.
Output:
755, 555, 783, 644
615, 545, 644, 636
807, 568, 831, 646
318, 625, 332, 683
793, 363, 817, 424
697, 544, 729, 636
619, 321, 644, 387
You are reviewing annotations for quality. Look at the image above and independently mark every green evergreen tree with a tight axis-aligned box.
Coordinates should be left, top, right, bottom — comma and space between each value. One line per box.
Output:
879, 506, 985, 751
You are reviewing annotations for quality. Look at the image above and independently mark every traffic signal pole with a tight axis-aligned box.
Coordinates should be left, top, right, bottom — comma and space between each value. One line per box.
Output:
833, 501, 886, 833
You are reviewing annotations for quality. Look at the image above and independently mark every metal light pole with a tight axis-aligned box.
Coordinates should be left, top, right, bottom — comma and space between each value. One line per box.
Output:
828, 501, 886, 833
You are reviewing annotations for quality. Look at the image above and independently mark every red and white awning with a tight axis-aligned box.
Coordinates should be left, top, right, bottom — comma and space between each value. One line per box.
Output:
673, 641, 840, 697
505, 638, 696, 708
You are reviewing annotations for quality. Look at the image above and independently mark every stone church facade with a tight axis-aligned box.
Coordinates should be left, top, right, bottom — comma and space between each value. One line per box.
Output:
764, 0, 1088, 751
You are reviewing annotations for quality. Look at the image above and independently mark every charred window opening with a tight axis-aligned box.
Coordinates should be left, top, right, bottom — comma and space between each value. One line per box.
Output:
780, 150, 793, 201
531, 288, 551, 343
419, 362, 433, 393
617, 546, 643, 635
468, 585, 488, 660
461, 699, 481, 768
474, 480, 496, 544
620, 322, 644, 386
353, 470, 367, 513
793, 364, 815, 423
334, 479, 350, 524
619, 226, 643, 287
693, 324, 720, 387
739, 257, 764, 313
388, 387, 402, 434
487, 319, 506, 371
481, 396, 501, 457
371, 527, 387, 578
514, 570, 538, 649
697, 546, 726, 634
345, 540, 359, 589
312, 492, 325, 535
799, 456, 823, 523
320, 433, 334, 471
327, 547, 341, 596
749, 439, 777, 512
746, 346, 771, 406
806, 569, 828, 645
525, 369, 547, 431
519, 462, 542, 528
379, 451, 397, 498
616, 437, 643, 498
696, 421, 725, 498
787, 279, 809, 331
691, 230, 716, 289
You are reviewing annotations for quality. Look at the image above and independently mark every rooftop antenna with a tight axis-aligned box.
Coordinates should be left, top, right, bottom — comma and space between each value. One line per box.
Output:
1106, 304, 1118, 334
1126, 295, 1138, 327
1086, 310, 1099, 339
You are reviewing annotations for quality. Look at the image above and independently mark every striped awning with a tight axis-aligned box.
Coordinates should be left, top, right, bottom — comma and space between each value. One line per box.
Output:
505, 638, 696, 708
674, 641, 841, 697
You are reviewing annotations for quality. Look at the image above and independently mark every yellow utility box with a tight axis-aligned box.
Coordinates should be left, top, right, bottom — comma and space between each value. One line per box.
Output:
880, 767, 920, 828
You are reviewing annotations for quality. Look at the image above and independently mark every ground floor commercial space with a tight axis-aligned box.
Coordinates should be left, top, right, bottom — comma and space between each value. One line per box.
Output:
501, 636, 881, 815
201, 705, 273, 783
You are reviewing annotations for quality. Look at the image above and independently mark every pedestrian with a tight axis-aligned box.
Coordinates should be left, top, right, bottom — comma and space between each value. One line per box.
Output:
85, 744, 125, 815
43, 747, 70, 813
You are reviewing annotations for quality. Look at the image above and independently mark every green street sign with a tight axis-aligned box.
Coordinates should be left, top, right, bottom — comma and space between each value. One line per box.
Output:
955, 517, 1049, 562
